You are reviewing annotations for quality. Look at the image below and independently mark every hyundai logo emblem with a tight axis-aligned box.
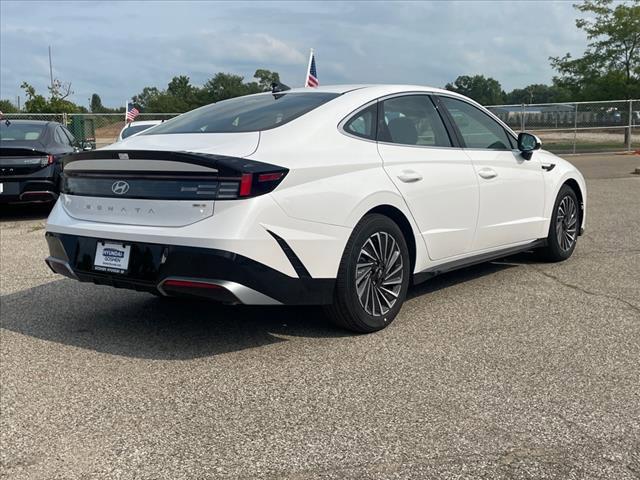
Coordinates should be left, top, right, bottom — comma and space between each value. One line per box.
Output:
111, 180, 130, 195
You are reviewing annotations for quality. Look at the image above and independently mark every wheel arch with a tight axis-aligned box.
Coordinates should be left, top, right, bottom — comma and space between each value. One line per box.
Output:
561, 177, 585, 234
364, 204, 418, 277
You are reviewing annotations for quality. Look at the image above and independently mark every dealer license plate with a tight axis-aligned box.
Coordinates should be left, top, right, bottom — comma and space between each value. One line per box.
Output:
94, 242, 131, 274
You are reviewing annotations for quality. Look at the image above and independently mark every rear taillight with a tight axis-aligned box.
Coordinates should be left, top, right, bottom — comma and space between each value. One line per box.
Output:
235, 170, 288, 198
40, 155, 54, 167
239, 173, 253, 197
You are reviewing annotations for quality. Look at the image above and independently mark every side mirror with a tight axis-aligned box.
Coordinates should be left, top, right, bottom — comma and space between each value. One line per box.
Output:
517, 132, 541, 160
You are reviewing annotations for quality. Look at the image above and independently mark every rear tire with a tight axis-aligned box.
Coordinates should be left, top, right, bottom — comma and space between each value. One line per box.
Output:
325, 214, 410, 333
538, 185, 580, 262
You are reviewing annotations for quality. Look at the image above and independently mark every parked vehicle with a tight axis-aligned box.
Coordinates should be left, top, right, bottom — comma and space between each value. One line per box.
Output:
44, 85, 586, 332
117, 120, 162, 141
1, 120, 89, 204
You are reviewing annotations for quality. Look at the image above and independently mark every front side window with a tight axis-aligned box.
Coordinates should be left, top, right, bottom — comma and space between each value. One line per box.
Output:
440, 97, 512, 150
144, 92, 340, 135
378, 95, 451, 147
343, 104, 377, 140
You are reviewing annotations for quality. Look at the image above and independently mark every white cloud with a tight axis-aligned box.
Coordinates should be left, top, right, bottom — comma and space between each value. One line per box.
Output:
0, 0, 589, 107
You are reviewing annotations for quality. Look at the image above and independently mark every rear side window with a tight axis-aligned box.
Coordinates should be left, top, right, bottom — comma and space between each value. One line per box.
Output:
378, 95, 451, 147
55, 127, 70, 146
62, 127, 77, 145
343, 104, 377, 140
440, 97, 511, 150
145, 92, 340, 135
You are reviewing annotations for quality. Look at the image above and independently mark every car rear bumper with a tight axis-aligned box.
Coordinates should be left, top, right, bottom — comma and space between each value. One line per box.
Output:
44, 232, 335, 305
0, 166, 59, 204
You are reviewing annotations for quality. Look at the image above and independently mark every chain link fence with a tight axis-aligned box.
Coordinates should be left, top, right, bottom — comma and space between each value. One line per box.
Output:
2, 113, 179, 148
487, 99, 638, 154
3, 99, 638, 153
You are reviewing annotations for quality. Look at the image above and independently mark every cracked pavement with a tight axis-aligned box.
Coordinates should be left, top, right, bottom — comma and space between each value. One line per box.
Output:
1, 153, 639, 479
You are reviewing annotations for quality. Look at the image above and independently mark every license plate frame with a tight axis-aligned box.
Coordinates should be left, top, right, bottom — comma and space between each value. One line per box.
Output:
94, 241, 131, 274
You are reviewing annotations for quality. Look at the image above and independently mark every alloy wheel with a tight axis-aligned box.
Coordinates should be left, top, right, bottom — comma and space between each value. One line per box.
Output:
355, 231, 404, 316
556, 195, 578, 252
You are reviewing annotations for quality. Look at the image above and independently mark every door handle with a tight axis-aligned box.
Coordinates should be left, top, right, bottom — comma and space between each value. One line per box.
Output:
478, 168, 498, 180
397, 170, 423, 183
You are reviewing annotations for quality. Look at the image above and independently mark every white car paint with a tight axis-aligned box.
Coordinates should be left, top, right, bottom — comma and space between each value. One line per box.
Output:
46, 84, 586, 311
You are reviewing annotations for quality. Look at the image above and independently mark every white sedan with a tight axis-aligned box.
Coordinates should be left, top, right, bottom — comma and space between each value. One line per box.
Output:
45, 85, 586, 332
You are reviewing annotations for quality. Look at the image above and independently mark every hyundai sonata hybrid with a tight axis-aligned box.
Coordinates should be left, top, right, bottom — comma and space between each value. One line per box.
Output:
44, 85, 586, 332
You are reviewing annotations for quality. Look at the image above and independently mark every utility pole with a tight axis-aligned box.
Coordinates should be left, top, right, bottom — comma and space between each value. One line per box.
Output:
48, 46, 54, 94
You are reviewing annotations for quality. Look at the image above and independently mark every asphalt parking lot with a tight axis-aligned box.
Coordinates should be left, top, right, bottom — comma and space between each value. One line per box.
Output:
1, 153, 639, 480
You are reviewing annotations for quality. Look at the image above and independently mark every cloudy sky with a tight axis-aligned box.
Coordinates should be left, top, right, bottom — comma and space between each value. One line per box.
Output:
1, 1, 589, 109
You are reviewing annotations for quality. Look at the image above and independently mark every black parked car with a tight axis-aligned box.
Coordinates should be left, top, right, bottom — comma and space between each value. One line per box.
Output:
0, 120, 89, 204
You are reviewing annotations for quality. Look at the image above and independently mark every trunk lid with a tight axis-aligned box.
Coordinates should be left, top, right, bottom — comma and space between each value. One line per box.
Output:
109, 132, 260, 158
59, 142, 287, 228
0, 146, 51, 177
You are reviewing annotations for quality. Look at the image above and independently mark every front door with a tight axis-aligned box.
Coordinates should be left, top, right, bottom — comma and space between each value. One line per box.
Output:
438, 96, 546, 251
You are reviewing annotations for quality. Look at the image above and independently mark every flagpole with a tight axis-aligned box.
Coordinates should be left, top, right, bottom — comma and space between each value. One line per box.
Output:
124, 100, 127, 124
304, 48, 314, 88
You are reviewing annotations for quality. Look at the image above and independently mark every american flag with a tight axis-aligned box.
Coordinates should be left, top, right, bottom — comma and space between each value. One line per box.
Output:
126, 102, 140, 122
306, 52, 318, 88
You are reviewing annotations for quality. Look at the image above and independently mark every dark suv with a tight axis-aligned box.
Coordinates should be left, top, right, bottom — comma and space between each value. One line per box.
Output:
1, 120, 85, 204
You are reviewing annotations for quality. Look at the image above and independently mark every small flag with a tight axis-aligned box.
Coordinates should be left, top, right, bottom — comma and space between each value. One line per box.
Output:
305, 50, 318, 88
126, 102, 140, 122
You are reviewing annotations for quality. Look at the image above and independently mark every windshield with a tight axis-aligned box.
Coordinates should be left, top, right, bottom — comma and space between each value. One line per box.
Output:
144, 92, 340, 135
0, 122, 46, 141
121, 124, 157, 139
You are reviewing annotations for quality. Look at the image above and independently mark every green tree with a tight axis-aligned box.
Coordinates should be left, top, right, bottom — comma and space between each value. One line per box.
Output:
550, 0, 640, 100
90, 93, 106, 113
132, 86, 161, 111
505, 84, 571, 104
0, 99, 19, 113
20, 80, 83, 113
445, 75, 505, 105
202, 73, 256, 103
253, 69, 280, 91
20, 82, 50, 112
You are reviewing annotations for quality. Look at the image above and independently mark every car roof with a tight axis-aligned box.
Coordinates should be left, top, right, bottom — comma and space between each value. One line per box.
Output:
0, 119, 59, 126
282, 84, 455, 96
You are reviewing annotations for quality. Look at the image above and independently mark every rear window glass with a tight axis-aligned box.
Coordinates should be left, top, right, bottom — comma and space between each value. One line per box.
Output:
0, 123, 45, 141
144, 92, 340, 135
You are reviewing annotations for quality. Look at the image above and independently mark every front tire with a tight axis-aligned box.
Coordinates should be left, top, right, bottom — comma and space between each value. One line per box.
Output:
539, 185, 580, 262
325, 214, 410, 333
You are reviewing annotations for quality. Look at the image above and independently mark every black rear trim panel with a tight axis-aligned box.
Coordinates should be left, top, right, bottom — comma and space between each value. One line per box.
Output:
46, 233, 334, 305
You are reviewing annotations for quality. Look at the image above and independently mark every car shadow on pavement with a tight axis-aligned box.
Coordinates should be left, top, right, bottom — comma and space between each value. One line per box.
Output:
0, 279, 347, 360
0, 253, 532, 360
0, 203, 53, 221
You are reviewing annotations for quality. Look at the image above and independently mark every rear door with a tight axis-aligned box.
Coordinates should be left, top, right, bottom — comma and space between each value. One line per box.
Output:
437, 96, 545, 251
376, 94, 479, 261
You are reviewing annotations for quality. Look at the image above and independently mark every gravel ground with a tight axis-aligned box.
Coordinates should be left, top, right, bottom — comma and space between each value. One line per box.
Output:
1, 153, 639, 479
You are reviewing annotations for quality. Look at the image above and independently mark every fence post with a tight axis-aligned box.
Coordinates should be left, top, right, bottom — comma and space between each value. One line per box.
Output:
629, 99, 633, 152
521, 104, 525, 132
573, 103, 578, 154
